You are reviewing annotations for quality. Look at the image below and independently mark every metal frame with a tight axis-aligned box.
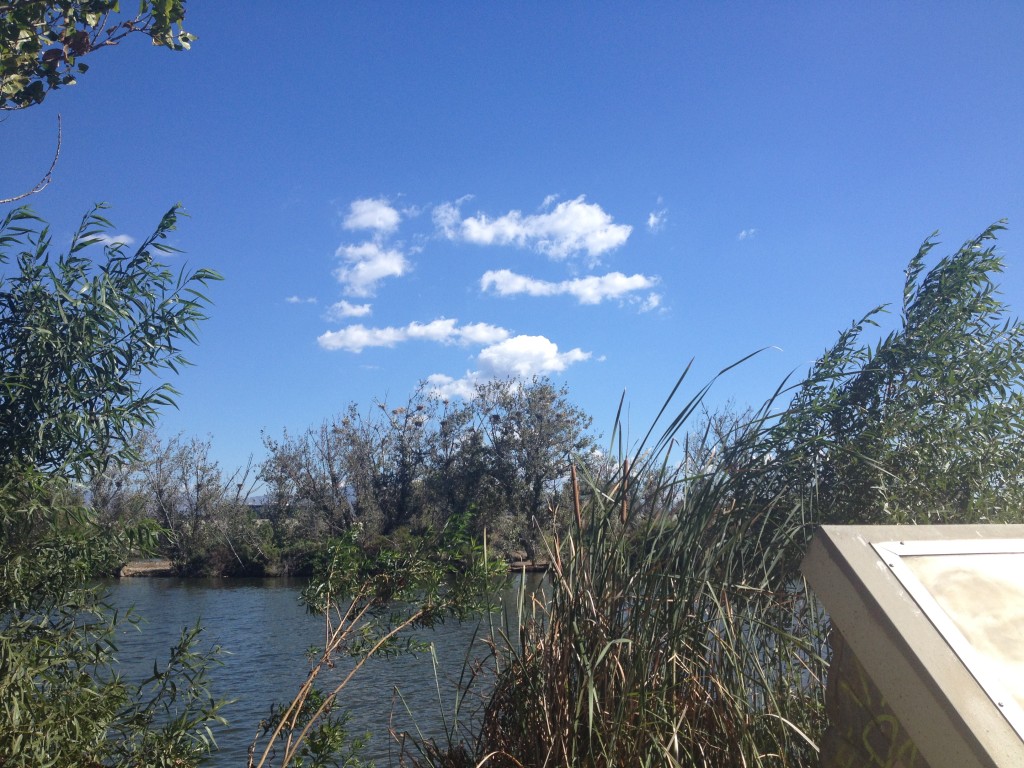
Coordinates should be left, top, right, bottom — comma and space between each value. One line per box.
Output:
873, 539, 1024, 741
802, 525, 1024, 768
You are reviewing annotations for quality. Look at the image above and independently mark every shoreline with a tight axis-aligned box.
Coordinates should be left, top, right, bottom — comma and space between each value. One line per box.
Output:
118, 558, 550, 578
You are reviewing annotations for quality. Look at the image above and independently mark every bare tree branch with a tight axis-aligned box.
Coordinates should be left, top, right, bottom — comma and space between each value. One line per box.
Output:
0, 114, 61, 204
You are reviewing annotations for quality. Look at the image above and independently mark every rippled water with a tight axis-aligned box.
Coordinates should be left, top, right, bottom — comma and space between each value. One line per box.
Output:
104, 575, 540, 766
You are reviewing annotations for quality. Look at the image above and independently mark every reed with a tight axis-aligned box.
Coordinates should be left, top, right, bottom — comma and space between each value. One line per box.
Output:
407, 366, 828, 767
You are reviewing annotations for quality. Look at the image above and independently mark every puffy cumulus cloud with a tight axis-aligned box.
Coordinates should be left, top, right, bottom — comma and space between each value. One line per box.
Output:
440, 195, 631, 260
424, 372, 480, 401
481, 269, 658, 305
405, 318, 459, 343
478, 335, 590, 377
327, 300, 371, 318
424, 335, 591, 401
457, 322, 512, 345
286, 295, 318, 304
317, 324, 405, 352
737, 228, 757, 241
317, 318, 510, 353
343, 197, 401, 233
334, 242, 409, 296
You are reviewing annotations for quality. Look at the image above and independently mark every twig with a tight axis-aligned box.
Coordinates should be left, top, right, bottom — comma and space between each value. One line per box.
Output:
0, 114, 62, 204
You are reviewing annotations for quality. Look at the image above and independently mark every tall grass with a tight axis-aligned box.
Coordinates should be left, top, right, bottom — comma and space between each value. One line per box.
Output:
406, 367, 829, 767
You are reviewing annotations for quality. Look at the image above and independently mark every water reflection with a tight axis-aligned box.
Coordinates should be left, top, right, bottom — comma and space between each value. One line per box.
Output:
104, 573, 543, 766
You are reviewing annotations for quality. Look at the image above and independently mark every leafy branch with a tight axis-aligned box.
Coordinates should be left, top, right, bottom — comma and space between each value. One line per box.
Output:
0, 0, 193, 110
249, 519, 504, 768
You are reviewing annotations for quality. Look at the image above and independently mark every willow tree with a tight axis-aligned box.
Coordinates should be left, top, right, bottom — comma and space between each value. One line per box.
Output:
732, 221, 1024, 592
0, 205, 225, 766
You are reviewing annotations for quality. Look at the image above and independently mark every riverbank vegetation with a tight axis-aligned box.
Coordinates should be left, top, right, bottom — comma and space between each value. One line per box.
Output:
90, 376, 595, 576
90, 223, 1024, 588
254, 223, 1024, 766
0, 204, 227, 765
2, 208, 1022, 766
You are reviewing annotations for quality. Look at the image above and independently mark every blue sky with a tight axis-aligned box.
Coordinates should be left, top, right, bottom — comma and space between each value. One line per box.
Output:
4, 2, 1024, 474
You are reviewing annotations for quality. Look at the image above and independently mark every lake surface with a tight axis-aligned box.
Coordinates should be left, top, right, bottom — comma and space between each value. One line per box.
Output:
104, 574, 541, 766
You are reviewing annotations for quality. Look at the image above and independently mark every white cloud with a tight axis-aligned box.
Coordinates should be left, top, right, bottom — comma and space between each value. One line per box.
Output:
424, 335, 591, 400
317, 318, 510, 353
441, 195, 632, 260
737, 228, 757, 241
327, 300, 371, 318
405, 318, 459, 343
478, 334, 590, 377
343, 198, 401, 233
457, 322, 512, 345
431, 195, 473, 239
648, 209, 667, 232
432, 202, 461, 238
481, 269, 658, 305
425, 372, 480, 401
639, 293, 662, 312
286, 295, 318, 304
317, 324, 406, 352
93, 233, 135, 247
480, 270, 558, 298
334, 241, 409, 296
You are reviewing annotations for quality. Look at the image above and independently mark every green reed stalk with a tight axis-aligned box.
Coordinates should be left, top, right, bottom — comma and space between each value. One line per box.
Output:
410, 366, 829, 767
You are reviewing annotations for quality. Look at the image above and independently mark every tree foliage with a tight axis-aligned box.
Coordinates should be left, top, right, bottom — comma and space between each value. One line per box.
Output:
0, 477, 225, 766
90, 430, 264, 574
0, 0, 192, 110
259, 377, 595, 560
0, 206, 225, 765
765, 221, 1024, 527
0, 203, 219, 479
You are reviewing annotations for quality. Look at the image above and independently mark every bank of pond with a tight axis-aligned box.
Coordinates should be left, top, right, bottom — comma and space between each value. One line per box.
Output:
117, 557, 550, 578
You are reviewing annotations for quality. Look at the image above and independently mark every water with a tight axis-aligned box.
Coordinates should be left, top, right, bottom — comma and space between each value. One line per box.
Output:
104, 575, 540, 766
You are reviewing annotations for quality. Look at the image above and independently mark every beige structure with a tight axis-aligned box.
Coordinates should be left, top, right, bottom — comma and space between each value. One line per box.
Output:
803, 525, 1024, 768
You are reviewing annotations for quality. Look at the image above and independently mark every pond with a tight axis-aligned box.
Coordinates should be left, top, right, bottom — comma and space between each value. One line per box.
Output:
104, 573, 542, 766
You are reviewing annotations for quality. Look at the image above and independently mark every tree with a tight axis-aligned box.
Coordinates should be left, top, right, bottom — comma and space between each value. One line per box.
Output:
423, 394, 500, 529
260, 419, 359, 540
767, 222, 1024, 526
91, 431, 272, 575
261, 389, 439, 541
261, 378, 598, 560
342, 392, 437, 535
440, 377, 596, 557
0, 0, 192, 110
0, 204, 218, 477
0, 205, 225, 765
